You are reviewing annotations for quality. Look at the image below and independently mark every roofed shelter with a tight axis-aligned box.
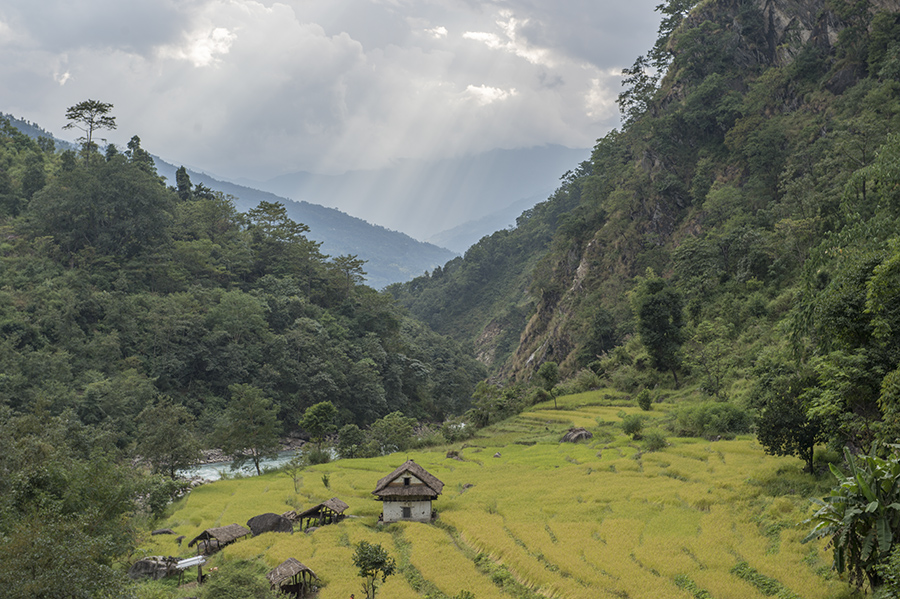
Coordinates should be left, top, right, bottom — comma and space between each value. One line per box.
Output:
187, 523, 251, 554
372, 459, 443, 523
267, 558, 318, 597
247, 512, 294, 536
297, 497, 349, 530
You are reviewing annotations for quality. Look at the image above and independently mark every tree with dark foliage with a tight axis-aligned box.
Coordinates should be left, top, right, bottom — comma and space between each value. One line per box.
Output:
63, 99, 116, 147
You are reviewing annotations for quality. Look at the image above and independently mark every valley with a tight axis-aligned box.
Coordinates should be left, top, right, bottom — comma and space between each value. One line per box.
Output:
138, 390, 844, 599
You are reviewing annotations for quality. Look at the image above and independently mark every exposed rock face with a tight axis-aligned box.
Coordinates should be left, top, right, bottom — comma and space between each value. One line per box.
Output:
689, 0, 900, 70
503, 0, 900, 381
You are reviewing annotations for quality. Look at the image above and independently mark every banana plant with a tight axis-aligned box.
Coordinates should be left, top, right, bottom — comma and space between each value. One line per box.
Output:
803, 445, 900, 590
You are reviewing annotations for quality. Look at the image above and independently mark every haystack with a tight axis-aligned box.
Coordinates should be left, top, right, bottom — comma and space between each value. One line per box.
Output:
561, 427, 593, 442
247, 512, 294, 536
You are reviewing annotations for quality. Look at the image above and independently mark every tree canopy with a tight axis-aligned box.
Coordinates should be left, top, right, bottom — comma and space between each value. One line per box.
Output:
62, 99, 116, 148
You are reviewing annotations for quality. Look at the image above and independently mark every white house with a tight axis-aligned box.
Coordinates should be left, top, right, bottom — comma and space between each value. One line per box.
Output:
372, 459, 444, 523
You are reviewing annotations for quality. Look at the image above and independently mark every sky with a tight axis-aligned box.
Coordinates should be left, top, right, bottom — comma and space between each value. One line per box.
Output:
1, 0, 661, 184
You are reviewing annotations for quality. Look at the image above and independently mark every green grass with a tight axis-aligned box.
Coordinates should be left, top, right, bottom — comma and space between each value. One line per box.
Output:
136, 388, 854, 599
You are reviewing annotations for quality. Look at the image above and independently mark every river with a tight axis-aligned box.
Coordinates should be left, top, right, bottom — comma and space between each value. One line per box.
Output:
179, 450, 301, 482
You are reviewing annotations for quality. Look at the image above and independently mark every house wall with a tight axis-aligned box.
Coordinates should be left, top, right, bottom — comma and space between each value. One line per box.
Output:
382, 500, 432, 523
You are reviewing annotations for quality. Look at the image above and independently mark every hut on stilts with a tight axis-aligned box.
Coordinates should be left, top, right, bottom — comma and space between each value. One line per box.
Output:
187, 523, 251, 555
296, 497, 349, 530
267, 558, 318, 597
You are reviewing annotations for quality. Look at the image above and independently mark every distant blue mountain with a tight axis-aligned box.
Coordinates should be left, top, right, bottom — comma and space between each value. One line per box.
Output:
6, 112, 587, 287
152, 159, 457, 289
238, 145, 590, 241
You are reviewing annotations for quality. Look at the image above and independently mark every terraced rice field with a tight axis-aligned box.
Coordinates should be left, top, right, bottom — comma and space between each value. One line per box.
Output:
139, 391, 853, 599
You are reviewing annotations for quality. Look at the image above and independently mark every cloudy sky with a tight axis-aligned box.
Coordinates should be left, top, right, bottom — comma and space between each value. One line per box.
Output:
1, 0, 660, 183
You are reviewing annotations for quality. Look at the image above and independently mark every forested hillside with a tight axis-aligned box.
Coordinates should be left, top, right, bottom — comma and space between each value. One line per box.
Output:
0, 122, 485, 433
389, 0, 900, 454
151, 159, 459, 289
0, 111, 491, 596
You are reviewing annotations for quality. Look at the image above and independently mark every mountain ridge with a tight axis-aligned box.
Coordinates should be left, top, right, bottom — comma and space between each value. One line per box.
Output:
0, 113, 457, 289
243, 145, 591, 240
151, 158, 457, 289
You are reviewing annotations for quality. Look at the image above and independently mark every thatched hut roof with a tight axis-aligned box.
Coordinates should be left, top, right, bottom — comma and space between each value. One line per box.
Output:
247, 513, 294, 536
267, 558, 317, 587
297, 497, 349, 519
187, 523, 250, 548
322, 497, 349, 514
373, 459, 444, 498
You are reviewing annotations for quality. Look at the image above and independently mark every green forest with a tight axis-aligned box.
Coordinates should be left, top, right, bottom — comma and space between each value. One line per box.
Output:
5, 0, 900, 597
389, 0, 900, 461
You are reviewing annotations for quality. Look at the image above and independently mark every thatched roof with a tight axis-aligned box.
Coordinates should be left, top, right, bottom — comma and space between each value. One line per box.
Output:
561, 427, 593, 443
373, 459, 444, 498
297, 497, 349, 519
267, 558, 317, 587
187, 523, 251, 548
247, 513, 294, 536
322, 497, 349, 513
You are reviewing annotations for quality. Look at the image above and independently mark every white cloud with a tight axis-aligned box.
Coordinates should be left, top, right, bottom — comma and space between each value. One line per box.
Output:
465, 84, 516, 106
159, 26, 236, 67
0, 0, 662, 180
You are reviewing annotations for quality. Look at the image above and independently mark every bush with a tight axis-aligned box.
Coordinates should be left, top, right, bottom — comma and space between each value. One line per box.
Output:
337, 423, 365, 459
441, 418, 474, 443
143, 475, 191, 520
558, 368, 603, 394
527, 388, 552, 406
621, 413, 644, 439
636, 388, 652, 411
667, 402, 751, 438
305, 447, 331, 465
413, 425, 448, 448
643, 431, 667, 451
198, 559, 273, 599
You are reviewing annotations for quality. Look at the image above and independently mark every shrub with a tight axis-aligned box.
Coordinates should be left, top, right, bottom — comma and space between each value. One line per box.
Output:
642, 431, 667, 452
621, 413, 644, 439
142, 475, 191, 520
441, 418, 473, 443
527, 388, 551, 406
558, 368, 603, 394
198, 559, 273, 599
414, 426, 448, 448
305, 447, 331, 465
337, 423, 365, 459
667, 402, 751, 438
636, 388, 652, 411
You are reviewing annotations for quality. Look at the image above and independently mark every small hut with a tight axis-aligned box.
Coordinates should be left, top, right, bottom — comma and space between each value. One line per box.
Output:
247, 512, 294, 536
187, 523, 251, 554
297, 497, 349, 530
267, 558, 318, 597
372, 459, 443, 523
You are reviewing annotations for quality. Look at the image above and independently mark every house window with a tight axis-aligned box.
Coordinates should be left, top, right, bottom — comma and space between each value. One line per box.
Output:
402, 506, 412, 519
403, 477, 410, 486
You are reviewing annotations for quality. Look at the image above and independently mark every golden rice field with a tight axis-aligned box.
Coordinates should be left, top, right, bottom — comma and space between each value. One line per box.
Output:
138, 391, 857, 599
